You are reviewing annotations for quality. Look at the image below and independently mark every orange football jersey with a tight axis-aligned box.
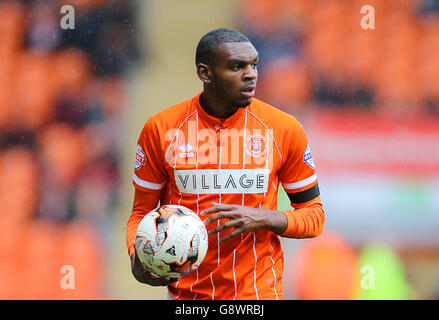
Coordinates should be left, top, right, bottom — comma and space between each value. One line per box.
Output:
126, 91, 324, 300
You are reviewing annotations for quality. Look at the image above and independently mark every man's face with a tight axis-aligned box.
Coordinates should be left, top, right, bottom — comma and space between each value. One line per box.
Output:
210, 42, 259, 109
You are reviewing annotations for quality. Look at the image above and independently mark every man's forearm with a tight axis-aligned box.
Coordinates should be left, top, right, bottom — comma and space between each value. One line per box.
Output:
126, 189, 161, 257
126, 211, 147, 257
280, 200, 325, 238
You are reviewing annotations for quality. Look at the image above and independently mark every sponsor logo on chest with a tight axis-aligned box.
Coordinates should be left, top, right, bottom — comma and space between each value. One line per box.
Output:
174, 169, 269, 194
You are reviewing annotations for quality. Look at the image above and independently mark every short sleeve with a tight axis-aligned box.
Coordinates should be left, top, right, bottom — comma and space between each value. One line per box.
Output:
133, 118, 168, 193
278, 119, 319, 204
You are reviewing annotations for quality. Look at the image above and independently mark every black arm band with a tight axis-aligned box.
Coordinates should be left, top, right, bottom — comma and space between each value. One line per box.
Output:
287, 183, 320, 204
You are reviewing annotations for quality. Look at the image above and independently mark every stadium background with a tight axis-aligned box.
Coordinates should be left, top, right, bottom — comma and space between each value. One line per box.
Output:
0, 0, 438, 299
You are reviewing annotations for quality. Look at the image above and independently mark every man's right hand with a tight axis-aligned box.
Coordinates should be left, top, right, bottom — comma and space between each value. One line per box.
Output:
131, 251, 179, 286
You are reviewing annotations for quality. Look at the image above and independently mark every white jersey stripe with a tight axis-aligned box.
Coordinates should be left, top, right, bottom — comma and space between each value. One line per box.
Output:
269, 239, 279, 300
133, 174, 164, 190
282, 173, 317, 191
232, 249, 237, 300
241, 111, 248, 243
218, 146, 222, 267
191, 112, 200, 301
210, 273, 215, 300
253, 232, 259, 300
247, 110, 282, 171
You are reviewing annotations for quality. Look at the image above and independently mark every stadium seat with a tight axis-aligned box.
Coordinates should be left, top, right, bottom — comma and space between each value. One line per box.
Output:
259, 56, 312, 108
0, 148, 38, 223
0, 218, 22, 263
0, 261, 21, 299
51, 49, 92, 98
20, 221, 60, 299
93, 77, 126, 116
0, 51, 17, 129
0, 88, 14, 130
239, 0, 279, 35
0, 1, 26, 52
283, 0, 316, 20
38, 125, 85, 185
343, 32, 379, 87
75, 166, 111, 221
15, 51, 55, 130
418, 23, 439, 101
374, 51, 423, 114
56, 222, 102, 299
305, 28, 344, 77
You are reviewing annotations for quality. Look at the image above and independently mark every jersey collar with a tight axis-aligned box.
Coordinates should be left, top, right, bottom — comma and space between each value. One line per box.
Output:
193, 91, 249, 129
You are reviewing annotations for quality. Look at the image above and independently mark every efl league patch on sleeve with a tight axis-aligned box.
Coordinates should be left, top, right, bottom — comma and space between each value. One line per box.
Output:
135, 144, 146, 170
303, 144, 315, 169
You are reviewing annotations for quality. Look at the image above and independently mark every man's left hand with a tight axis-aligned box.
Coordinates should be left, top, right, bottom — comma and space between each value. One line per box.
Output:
201, 202, 287, 242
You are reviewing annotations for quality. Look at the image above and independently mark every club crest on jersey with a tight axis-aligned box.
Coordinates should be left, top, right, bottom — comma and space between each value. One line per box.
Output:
135, 144, 146, 170
303, 144, 315, 169
179, 143, 194, 158
245, 134, 266, 158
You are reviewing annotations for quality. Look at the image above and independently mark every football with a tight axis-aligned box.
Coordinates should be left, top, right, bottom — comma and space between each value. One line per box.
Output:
135, 205, 208, 277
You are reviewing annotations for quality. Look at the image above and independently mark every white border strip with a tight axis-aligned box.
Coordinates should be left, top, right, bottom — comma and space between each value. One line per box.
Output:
133, 174, 165, 190
282, 173, 317, 191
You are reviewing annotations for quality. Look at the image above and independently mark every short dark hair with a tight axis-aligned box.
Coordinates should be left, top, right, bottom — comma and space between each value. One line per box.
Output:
195, 28, 250, 66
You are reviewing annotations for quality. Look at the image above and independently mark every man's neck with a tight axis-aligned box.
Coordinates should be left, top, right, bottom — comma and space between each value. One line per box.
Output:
199, 90, 238, 119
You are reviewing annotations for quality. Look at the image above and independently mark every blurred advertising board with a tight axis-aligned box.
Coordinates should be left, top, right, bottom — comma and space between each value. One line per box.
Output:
304, 111, 439, 246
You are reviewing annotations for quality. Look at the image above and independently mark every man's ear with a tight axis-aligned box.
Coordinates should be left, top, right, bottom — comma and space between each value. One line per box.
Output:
196, 63, 212, 84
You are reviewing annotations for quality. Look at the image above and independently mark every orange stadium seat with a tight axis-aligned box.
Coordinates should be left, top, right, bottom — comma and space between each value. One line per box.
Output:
20, 221, 60, 299
259, 56, 312, 108
239, 0, 280, 35
418, 21, 439, 101
0, 218, 22, 263
56, 222, 102, 299
51, 48, 92, 98
15, 51, 56, 131
371, 10, 426, 112
343, 32, 380, 86
305, 28, 344, 77
0, 1, 26, 52
74, 166, 111, 221
374, 47, 423, 114
93, 77, 126, 116
294, 233, 358, 300
0, 49, 18, 124
0, 77, 15, 129
0, 213, 27, 299
283, 0, 316, 20
0, 260, 23, 299
306, 0, 346, 35
0, 148, 38, 223
420, 63, 439, 101
380, 12, 420, 54
304, 1, 348, 78
79, 123, 109, 164
38, 125, 85, 185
